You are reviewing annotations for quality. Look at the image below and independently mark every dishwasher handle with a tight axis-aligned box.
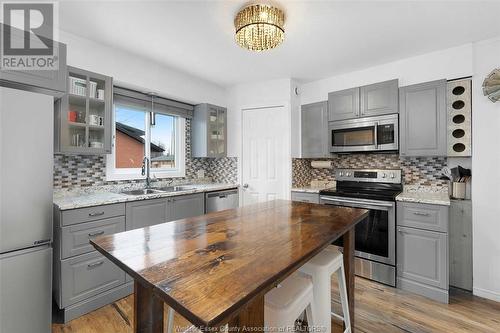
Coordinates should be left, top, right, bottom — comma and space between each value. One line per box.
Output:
206, 189, 238, 198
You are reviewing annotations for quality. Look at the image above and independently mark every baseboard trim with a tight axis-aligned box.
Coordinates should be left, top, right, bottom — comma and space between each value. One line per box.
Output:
397, 277, 449, 303
473, 287, 500, 303
61, 282, 133, 323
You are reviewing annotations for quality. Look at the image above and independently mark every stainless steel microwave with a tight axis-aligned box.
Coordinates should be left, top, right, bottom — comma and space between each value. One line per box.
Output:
329, 114, 399, 153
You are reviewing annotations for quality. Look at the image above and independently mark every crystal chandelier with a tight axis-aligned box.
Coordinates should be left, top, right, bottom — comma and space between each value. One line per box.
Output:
234, 4, 285, 51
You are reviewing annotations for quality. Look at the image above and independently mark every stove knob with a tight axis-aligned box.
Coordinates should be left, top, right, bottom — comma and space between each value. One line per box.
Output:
339, 171, 344, 177
390, 173, 395, 179
346, 172, 351, 177
381, 173, 387, 178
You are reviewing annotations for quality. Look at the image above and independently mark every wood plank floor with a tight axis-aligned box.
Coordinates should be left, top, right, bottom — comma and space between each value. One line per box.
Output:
52, 277, 500, 333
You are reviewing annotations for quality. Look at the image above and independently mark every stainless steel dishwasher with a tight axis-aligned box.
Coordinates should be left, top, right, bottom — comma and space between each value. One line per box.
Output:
205, 188, 239, 213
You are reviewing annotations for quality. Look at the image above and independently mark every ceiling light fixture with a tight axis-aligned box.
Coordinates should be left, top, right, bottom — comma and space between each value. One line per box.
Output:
234, 4, 285, 51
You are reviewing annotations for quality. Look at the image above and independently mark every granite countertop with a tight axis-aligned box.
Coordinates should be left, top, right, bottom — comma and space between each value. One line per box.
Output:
291, 186, 324, 193
54, 183, 239, 210
292, 181, 336, 194
396, 185, 450, 206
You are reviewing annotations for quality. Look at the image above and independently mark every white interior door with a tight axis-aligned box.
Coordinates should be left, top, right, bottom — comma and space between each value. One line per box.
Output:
241, 105, 289, 205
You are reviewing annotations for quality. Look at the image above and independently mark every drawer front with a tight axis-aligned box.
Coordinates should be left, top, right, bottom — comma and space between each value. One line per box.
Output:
60, 251, 125, 308
60, 216, 125, 259
61, 203, 125, 226
291, 192, 320, 204
397, 202, 448, 232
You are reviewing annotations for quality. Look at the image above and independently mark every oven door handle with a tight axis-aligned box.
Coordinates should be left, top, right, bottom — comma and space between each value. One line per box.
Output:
320, 196, 394, 210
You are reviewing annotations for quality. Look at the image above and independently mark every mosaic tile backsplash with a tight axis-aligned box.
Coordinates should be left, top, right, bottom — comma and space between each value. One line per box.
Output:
292, 154, 448, 188
54, 119, 238, 189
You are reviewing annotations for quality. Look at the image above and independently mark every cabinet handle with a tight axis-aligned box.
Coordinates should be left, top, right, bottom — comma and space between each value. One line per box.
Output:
87, 261, 104, 269
88, 211, 105, 217
88, 230, 105, 237
413, 211, 430, 217
398, 228, 403, 233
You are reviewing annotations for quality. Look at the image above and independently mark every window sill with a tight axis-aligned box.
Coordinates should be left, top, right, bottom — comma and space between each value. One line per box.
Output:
105, 170, 186, 182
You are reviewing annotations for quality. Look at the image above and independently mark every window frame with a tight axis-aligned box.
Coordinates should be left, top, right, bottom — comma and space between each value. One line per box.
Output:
106, 104, 186, 181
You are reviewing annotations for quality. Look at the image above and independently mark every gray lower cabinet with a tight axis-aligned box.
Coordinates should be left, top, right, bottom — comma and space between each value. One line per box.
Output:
399, 80, 447, 156
60, 216, 125, 259
125, 198, 168, 230
301, 101, 329, 158
0, 24, 67, 95
168, 193, 205, 221
449, 199, 472, 291
397, 201, 449, 303
291, 191, 320, 204
54, 191, 208, 322
58, 251, 125, 308
328, 87, 360, 121
53, 204, 132, 323
125, 193, 204, 230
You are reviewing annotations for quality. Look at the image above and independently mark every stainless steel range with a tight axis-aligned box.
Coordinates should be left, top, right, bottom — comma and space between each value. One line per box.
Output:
320, 168, 402, 286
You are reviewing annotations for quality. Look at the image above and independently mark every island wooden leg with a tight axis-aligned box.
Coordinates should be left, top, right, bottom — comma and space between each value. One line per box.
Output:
134, 280, 164, 333
343, 228, 355, 332
227, 294, 264, 333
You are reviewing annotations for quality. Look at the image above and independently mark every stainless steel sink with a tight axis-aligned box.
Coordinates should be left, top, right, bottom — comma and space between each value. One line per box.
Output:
157, 186, 195, 192
121, 189, 163, 196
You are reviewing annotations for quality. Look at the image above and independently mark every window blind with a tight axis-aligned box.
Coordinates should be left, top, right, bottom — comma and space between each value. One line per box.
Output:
114, 86, 194, 118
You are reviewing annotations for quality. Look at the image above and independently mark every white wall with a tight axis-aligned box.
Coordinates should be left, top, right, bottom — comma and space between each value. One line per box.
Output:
226, 78, 293, 158
59, 31, 226, 106
300, 43, 473, 105
471, 37, 500, 302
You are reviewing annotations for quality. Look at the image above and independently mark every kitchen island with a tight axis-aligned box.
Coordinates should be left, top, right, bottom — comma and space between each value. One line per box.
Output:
91, 200, 368, 333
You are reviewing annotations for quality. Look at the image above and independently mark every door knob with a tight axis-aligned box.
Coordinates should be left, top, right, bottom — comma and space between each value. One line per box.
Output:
243, 183, 249, 189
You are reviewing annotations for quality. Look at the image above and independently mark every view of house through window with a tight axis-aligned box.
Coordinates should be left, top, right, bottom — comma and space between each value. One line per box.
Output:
114, 105, 177, 170
150, 113, 176, 169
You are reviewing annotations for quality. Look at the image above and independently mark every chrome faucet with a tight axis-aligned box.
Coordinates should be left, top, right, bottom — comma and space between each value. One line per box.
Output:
141, 156, 151, 188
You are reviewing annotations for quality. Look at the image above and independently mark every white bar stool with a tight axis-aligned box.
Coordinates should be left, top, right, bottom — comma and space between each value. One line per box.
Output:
299, 245, 351, 333
265, 273, 316, 333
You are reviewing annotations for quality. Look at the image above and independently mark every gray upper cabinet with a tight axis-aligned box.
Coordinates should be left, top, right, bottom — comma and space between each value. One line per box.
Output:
54, 66, 113, 155
301, 101, 329, 158
192, 103, 227, 158
0, 24, 67, 95
360, 79, 399, 117
328, 80, 399, 121
168, 193, 204, 221
328, 87, 359, 121
399, 80, 447, 156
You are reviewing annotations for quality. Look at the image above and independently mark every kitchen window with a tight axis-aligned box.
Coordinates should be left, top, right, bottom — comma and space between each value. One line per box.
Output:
106, 87, 193, 181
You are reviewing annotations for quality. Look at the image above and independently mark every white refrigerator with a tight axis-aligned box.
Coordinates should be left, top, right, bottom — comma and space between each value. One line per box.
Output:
0, 87, 53, 333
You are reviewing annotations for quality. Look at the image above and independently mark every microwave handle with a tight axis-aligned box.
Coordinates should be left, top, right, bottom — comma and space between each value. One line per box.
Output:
374, 122, 379, 149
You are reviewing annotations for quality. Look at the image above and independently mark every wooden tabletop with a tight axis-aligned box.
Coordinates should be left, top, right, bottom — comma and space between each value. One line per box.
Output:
91, 200, 368, 329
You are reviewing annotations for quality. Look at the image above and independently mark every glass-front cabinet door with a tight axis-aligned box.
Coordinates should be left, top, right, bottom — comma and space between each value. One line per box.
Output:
216, 107, 227, 157
55, 66, 112, 154
207, 105, 219, 157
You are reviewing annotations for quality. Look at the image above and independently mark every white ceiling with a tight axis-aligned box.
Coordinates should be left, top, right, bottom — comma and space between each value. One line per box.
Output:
59, 1, 500, 87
